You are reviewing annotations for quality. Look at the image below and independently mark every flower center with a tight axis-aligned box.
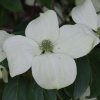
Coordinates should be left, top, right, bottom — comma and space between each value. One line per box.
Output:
39, 40, 54, 53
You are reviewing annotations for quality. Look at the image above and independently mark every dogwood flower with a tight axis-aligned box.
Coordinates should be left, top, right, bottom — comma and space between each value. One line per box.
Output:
3, 10, 99, 89
0, 65, 8, 83
71, 0, 100, 32
0, 30, 12, 62
75, 0, 100, 12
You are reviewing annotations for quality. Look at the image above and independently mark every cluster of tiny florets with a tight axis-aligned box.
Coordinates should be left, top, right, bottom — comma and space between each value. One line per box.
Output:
39, 40, 54, 53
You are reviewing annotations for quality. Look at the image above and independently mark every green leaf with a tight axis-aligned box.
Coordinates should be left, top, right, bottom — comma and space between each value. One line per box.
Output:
64, 84, 74, 98
3, 77, 57, 100
27, 81, 44, 100
13, 21, 29, 36
2, 77, 28, 100
0, 82, 5, 99
43, 90, 57, 100
0, 7, 9, 26
28, 80, 57, 100
0, 0, 23, 12
73, 56, 91, 99
57, 89, 70, 100
97, 96, 100, 100
88, 48, 100, 97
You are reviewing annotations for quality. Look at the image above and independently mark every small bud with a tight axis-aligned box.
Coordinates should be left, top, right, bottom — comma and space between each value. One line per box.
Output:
97, 27, 100, 36
0, 65, 8, 83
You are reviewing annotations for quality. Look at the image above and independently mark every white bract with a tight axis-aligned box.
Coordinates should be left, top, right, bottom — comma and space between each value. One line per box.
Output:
75, 0, 100, 12
0, 65, 8, 83
3, 10, 99, 89
71, 0, 100, 31
0, 30, 12, 62
25, 0, 35, 6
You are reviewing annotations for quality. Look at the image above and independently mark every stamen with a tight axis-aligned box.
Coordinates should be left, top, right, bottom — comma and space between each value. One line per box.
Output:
39, 40, 54, 53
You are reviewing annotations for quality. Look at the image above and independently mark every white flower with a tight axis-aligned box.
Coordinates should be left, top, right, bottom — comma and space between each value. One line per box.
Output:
3, 10, 99, 89
0, 30, 12, 62
80, 87, 97, 100
75, 0, 100, 12
0, 65, 8, 83
71, 0, 100, 31
25, 0, 35, 6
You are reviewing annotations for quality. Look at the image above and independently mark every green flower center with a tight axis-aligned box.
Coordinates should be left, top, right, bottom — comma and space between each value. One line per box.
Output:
39, 40, 54, 53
